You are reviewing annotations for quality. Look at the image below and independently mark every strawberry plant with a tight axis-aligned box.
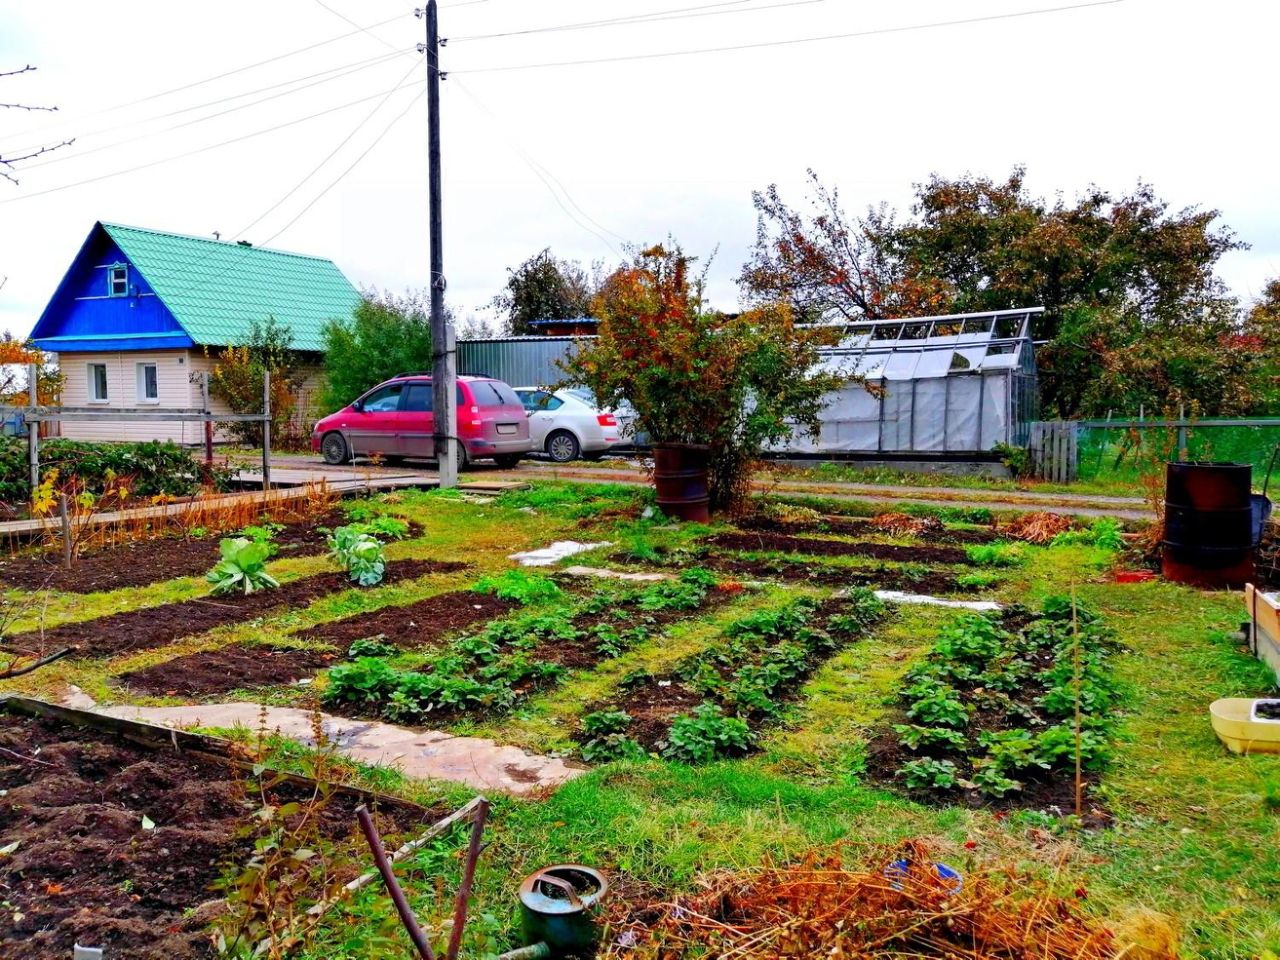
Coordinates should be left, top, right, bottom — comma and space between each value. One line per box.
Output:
347, 637, 396, 659
898, 757, 959, 790
474, 570, 563, 605
661, 704, 754, 763
207, 537, 280, 596
893, 724, 968, 752
579, 711, 647, 763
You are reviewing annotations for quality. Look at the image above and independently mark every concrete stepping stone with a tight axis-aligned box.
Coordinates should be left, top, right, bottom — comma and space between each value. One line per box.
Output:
70, 695, 584, 796
561, 565, 671, 582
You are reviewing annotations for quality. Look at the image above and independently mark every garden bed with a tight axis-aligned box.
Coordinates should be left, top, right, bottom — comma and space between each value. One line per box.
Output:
702, 556, 978, 595
0, 511, 423, 594
0, 709, 436, 960
323, 573, 728, 726
736, 513, 1002, 545
3, 559, 466, 658
296, 590, 516, 649
705, 531, 972, 565
863, 599, 1118, 822
575, 590, 887, 762
118, 644, 339, 697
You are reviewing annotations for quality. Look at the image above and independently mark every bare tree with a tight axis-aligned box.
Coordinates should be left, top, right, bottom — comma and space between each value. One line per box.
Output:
1, 65, 74, 185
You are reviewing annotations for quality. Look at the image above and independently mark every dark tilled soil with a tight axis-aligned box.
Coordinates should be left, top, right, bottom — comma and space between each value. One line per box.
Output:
296, 590, 514, 649
0, 511, 422, 594
4, 559, 467, 658
539, 595, 728, 670
119, 645, 339, 697
736, 514, 1001, 545
705, 531, 971, 565
0, 714, 436, 960
704, 555, 971, 595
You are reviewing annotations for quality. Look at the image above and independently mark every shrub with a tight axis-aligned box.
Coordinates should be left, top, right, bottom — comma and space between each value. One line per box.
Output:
328, 524, 387, 587
207, 317, 307, 448
347, 637, 397, 659
207, 537, 279, 596
661, 704, 754, 763
321, 290, 433, 411
474, 570, 563, 605
898, 757, 959, 790
965, 542, 1025, 567
1051, 517, 1125, 550
579, 711, 647, 763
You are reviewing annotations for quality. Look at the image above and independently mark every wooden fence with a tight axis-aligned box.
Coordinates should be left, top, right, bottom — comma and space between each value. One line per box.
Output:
1028, 420, 1078, 483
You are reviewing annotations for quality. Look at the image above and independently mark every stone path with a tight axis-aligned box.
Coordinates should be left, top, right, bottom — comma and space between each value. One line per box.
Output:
64, 692, 584, 797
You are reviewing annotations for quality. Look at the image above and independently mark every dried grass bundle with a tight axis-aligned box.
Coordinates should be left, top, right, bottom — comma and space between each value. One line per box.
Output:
872, 513, 944, 538
1003, 511, 1073, 544
603, 842, 1153, 960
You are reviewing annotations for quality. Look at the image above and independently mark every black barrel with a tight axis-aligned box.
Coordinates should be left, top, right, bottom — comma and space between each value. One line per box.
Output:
1163, 461, 1255, 587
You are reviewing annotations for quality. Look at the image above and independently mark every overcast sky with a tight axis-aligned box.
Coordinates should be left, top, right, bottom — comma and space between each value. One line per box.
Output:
1, 0, 1277, 338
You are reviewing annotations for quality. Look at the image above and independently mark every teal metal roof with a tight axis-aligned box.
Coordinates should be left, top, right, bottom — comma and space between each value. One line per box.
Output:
101, 223, 360, 352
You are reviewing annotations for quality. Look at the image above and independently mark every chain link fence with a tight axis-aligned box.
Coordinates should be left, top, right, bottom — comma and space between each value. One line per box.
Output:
1076, 420, 1280, 491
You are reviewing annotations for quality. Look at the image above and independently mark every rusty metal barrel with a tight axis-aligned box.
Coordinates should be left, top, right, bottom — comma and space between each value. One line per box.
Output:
652, 443, 711, 522
1162, 461, 1255, 587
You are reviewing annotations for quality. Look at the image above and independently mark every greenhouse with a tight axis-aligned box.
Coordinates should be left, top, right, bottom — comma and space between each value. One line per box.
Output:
458, 306, 1041, 458
788, 306, 1041, 456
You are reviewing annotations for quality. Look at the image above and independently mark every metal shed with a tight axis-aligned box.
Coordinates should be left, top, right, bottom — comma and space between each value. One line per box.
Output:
458, 307, 1039, 456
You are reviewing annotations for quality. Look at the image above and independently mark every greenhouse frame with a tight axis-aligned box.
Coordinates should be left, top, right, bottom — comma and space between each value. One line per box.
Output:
458, 306, 1041, 458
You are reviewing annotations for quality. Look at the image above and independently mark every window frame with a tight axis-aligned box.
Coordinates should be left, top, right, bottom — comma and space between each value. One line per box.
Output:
136, 361, 159, 404
107, 263, 129, 298
87, 362, 110, 403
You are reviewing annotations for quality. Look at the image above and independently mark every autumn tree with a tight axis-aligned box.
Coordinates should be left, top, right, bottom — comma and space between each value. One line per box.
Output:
1244, 279, 1280, 413
563, 243, 848, 511
744, 168, 1250, 417
208, 317, 304, 446
493, 248, 598, 335
0, 335, 60, 405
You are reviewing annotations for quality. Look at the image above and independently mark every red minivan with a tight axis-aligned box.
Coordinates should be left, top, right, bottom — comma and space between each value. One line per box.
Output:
311, 374, 532, 468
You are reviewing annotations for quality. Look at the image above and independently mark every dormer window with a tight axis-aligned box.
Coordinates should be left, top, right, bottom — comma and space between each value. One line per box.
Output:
108, 263, 128, 297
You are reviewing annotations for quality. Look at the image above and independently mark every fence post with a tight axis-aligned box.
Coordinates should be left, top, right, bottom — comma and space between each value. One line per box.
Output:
262, 370, 272, 492
201, 372, 214, 479
27, 362, 39, 493
1177, 403, 1188, 460
59, 493, 72, 569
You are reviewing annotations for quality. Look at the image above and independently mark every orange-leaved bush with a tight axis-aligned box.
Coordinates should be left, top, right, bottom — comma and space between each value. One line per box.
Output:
561, 242, 854, 512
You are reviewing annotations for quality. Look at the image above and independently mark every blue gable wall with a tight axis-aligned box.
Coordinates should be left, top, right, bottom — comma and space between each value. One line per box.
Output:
31, 224, 195, 352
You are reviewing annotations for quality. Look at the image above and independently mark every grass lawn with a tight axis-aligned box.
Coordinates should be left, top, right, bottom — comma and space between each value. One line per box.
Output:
2, 480, 1277, 959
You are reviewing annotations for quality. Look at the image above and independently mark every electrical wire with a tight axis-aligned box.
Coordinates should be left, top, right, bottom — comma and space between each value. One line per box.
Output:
450, 0, 1123, 73
3, 11, 413, 143
0, 79, 427, 205
450, 0, 823, 43
451, 77, 626, 257
15, 50, 411, 172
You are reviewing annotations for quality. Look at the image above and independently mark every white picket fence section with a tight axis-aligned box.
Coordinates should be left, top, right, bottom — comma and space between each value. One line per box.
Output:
1028, 420, 1078, 482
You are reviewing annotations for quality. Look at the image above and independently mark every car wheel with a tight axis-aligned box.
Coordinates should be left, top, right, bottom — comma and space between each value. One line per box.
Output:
546, 430, 580, 463
493, 454, 523, 469
321, 432, 350, 465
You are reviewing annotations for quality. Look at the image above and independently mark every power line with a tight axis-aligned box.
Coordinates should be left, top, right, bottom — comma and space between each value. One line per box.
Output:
451, 77, 626, 258
450, 0, 1123, 73
234, 59, 423, 239
0, 79, 427, 205
451, 0, 824, 43
3, 11, 412, 143
14, 50, 410, 172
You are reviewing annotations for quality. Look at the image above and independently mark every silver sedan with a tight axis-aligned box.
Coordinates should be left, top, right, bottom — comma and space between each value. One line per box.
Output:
514, 387, 636, 462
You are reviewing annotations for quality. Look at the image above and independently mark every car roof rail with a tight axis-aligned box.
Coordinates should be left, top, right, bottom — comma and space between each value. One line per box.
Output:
392, 371, 433, 378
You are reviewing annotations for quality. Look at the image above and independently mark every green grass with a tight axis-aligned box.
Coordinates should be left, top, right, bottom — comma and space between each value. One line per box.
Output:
4, 479, 1279, 958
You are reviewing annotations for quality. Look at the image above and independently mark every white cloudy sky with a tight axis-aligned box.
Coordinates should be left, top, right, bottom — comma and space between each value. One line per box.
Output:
1, 0, 1277, 338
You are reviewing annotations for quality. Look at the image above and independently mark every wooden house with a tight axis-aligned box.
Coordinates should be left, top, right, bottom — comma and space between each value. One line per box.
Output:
30, 222, 360, 443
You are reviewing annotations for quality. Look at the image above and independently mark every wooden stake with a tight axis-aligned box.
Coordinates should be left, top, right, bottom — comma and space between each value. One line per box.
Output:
59, 493, 71, 569
1072, 584, 1083, 819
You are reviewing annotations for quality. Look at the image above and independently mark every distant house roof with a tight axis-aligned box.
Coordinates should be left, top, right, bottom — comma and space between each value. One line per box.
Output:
527, 317, 597, 328
32, 222, 360, 353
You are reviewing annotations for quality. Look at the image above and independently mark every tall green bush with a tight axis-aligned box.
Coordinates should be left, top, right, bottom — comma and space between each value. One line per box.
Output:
321, 291, 433, 411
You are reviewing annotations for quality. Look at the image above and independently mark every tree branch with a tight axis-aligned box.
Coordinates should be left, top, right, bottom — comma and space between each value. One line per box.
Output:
0, 65, 36, 80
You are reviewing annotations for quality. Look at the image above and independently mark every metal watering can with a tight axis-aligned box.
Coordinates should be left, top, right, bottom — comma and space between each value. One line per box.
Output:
496, 865, 609, 960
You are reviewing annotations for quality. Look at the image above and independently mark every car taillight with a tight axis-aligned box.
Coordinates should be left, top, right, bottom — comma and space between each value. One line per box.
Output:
597, 413, 617, 427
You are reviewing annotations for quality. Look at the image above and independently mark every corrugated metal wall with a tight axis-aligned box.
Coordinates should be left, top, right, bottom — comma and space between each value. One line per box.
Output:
458, 336, 580, 388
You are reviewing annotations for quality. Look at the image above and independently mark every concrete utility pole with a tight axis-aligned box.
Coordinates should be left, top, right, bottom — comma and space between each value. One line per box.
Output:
419, 0, 458, 488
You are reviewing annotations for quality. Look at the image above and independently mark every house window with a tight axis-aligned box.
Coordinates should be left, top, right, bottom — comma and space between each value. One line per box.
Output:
108, 264, 128, 297
88, 363, 109, 402
136, 362, 158, 403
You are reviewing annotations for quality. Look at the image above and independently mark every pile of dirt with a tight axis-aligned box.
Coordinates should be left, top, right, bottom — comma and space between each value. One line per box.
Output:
0, 511, 423, 594
4, 559, 468, 658
872, 511, 946, 538
119, 644, 337, 697
706, 531, 971, 565
0, 713, 434, 960
296, 590, 514, 648
602, 842, 1152, 959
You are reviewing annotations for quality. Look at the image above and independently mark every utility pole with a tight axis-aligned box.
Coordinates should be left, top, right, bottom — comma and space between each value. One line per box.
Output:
418, 0, 458, 488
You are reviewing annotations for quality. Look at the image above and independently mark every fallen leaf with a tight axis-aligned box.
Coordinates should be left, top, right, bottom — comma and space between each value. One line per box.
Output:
0, 840, 20, 855
45, 883, 64, 895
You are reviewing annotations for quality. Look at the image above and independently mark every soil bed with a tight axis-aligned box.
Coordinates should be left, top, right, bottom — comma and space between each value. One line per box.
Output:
737, 514, 1000, 545
119, 644, 338, 697
705, 531, 971, 565
4, 559, 466, 658
0, 511, 422, 594
0, 712, 435, 960
296, 590, 515, 649
703, 555, 972, 595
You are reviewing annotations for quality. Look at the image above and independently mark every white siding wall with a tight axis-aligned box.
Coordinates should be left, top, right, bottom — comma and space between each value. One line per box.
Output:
56, 350, 210, 443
